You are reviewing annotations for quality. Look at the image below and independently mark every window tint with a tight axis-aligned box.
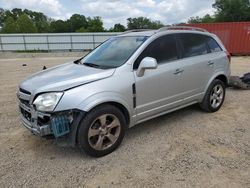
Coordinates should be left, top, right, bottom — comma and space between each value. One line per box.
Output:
207, 37, 222, 53
134, 35, 178, 69
179, 33, 208, 58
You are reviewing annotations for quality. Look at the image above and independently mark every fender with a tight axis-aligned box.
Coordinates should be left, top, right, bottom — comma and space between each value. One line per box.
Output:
76, 91, 134, 125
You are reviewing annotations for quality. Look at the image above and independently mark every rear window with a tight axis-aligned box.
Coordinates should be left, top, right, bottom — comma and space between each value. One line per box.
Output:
178, 33, 208, 58
207, 37, 222, 53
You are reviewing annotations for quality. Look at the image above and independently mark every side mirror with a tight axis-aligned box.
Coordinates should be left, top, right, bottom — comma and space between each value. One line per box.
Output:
136, 57, 158, 77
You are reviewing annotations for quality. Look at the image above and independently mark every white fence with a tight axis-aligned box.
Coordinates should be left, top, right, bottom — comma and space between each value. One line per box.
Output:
0, 32, 121, 51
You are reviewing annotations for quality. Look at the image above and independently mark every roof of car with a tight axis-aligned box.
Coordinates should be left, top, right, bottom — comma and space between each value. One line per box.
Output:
119, 26, 211, 37
119, 30, 157, 37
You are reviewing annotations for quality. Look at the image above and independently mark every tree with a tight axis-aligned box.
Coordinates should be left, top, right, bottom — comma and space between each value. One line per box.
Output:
0, 8, 5, 28
213, 0, 250, 22
0, 8, 50, 33
68, 14, 88, 32
188, 14, 214, 24
202, 14, 215, 23
16, 14, 37, 33
11, 8, 23, 20
127, 17, 164, 30
23, 9, 50, 32
86, 17, 104, 32
76, 27, 88, 32
188, 16, 202, 24
2, 17, 17, 33
50, 20, 70, 32
110, 23, 126, 32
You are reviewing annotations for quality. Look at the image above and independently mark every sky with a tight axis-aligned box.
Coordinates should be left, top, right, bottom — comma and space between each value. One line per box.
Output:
0, 0, 215, 28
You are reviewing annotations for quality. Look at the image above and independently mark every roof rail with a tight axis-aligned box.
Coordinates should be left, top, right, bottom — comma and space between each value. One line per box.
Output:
157, 26, 208, 33
122, 29, 154, 34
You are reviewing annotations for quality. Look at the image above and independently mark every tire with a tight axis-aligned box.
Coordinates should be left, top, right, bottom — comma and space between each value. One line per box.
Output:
77, 104, 126, 157
200, 79, 226, 112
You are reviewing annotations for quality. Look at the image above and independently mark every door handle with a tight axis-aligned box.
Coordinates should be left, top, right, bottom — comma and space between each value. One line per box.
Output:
207, 61, 214, 66
174, 69, 184, 75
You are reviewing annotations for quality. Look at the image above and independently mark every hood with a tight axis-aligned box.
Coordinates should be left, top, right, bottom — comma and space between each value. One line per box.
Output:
19, 62, 115, 94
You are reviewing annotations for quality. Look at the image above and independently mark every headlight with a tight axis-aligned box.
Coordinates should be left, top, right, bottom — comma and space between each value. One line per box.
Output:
33, 92, 63, 112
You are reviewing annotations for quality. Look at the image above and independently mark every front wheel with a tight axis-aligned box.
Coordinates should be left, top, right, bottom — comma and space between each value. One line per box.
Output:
200, 79, 226, 112
77, 105, 126, 157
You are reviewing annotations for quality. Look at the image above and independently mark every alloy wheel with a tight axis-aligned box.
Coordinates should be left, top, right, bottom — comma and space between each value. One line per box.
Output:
88, 114, 121, 151
210, 84, 224, 109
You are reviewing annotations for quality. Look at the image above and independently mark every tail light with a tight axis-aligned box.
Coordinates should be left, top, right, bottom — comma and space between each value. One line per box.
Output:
226, 51, 231, 63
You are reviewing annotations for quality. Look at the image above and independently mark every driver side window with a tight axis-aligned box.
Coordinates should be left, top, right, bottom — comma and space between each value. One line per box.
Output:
133, 34, 178, 69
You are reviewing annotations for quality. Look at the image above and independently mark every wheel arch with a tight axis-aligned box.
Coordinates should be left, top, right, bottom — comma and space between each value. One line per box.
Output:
87, 101, 131, 127
77, 92, 132, 127
206, 73, 228, 91
215, 74, 228, 86
202, 72, 228, 102
74, 98, 131, 147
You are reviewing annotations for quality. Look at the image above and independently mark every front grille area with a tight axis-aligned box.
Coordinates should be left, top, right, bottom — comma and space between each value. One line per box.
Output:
20, 107, 32, 122
18, 87, 32, 108
18, 89, 53, 136
19, 98, 30, 108
38, 116, 51, 126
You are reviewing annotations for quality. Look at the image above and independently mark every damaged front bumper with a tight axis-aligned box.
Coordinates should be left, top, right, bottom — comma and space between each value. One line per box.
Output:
19, 101, 52, 136
17, 89, 84, 145
19, 99, 75, 138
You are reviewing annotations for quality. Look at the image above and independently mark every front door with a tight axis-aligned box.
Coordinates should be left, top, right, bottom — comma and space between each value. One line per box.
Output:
133, 34, 184, 122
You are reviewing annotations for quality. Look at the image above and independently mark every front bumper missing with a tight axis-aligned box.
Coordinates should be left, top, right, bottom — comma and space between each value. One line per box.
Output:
19, 102, 52, 136
17, 89, 85, 146
19, 101, 84, 146
19, 100, 74, 138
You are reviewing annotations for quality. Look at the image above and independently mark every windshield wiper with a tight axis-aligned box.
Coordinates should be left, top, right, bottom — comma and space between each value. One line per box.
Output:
83, 62, 102, 69
73, 57, 83, 64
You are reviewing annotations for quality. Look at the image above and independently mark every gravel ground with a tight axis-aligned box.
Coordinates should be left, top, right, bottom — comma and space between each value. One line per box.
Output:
0, 55, 249, 188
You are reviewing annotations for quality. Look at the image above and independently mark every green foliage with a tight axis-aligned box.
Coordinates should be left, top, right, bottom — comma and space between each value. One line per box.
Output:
16, 14, 37, 33
85, 17, 104, 32
127, 17, 164, 29
47, 15, 104, 33
2, 1, 250, 33
50, 20, 70, 33
188, 16, 202, 24
2, 17, 17, 33
2, 13, 38, 33
23, 9, 50, 32
213, 0, 250, 22
202, 14, 215, 23
68, 14, 88, 32
109, 23, 126, 32
0, 8, 5, 27
188, 0, 250, 23
76, 27, 88, 32
0, 8, 105, 33
1, 8, 47, 33
188, 14, 215, 23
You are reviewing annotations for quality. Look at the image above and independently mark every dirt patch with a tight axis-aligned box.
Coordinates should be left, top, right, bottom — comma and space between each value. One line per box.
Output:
0, 56, 250, 187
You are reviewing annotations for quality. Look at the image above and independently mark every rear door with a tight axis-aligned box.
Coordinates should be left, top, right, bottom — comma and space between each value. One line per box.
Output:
206, 36, 228, 77
176, 33, 214, 101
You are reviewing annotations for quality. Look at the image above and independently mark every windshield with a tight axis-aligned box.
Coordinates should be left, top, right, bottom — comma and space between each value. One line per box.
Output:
81, 36, 148, 69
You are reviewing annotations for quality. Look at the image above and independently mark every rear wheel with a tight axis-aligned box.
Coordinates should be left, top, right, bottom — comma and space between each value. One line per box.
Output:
77, 105, 126, 157
200, 79, 226, 112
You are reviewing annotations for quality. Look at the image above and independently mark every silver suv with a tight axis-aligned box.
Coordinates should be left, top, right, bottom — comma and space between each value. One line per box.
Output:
17, 26, 231, 157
